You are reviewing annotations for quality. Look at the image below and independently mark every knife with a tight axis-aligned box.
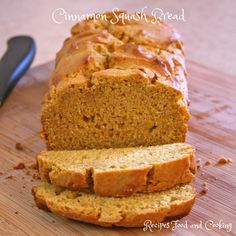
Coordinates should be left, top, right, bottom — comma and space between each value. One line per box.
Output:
0, 36, 36, 106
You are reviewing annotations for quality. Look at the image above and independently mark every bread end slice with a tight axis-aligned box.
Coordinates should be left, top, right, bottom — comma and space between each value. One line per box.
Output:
32, 183, 195, 227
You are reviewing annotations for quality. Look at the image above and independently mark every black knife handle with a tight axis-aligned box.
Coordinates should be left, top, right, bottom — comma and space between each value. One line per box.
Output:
0, 36, 36, 106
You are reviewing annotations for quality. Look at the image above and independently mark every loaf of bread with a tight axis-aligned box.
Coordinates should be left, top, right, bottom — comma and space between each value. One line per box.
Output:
37, 143, 196, 196
34, 11, 195, 228
32, 182, 195, 227
41, 11, 190, 150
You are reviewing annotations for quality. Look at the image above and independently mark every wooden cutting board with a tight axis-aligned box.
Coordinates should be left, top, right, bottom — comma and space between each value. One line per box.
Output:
0, 61, 235, 236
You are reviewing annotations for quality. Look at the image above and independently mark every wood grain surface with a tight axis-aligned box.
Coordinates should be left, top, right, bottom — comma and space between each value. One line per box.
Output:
0, 61, 235, 236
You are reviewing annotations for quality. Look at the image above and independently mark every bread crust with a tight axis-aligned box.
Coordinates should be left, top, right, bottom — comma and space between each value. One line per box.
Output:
32, 185, 195, 228
37, 147, 196, 197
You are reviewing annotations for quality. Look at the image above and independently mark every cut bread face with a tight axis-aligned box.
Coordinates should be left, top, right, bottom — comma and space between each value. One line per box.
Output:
37, 143, 196, 196
32, 183, 195, 227
41, 11, 190, 151
41, 69, 189, 150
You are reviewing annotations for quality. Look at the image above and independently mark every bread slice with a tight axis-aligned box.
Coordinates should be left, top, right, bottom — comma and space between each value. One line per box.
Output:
32, 182, 195, 227
41, 11, 190, 151
37, 143, 196, 196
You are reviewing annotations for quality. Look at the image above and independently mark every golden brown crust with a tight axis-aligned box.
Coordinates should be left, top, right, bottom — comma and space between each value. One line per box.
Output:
32, 183, 196, 227
71, 11, 181, 49
32, 187, 50, 212
37, 144, 196, 196
51, 12, 187, 93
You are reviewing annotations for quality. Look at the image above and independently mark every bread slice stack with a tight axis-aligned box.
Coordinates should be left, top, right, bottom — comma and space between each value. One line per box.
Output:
33, 11, 197, 227
33, 143, 196, 227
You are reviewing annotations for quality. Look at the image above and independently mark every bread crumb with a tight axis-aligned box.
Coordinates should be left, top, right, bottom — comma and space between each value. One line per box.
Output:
5, 175, 13, 180
196, 159, 201, 163
216, 157, 233, 166
202, 182, 207, 187
204, 160, 212, 166
14, 162, 25, 170
28, 162, 38, 170
15, 142, 23, 151
25, 170, 31, 176
199, 187, 208, 195
197, 165, 201, 170
32, 173, 40, 180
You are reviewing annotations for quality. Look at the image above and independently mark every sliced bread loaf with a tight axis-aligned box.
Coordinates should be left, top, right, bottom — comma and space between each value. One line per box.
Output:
41, 11, 190, 151
37, 143, 196, 196
32, 182, 195, 227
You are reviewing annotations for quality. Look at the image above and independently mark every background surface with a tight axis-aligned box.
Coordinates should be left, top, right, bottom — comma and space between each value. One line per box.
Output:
0, 1, 236, 235
0, 0, 236, 75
